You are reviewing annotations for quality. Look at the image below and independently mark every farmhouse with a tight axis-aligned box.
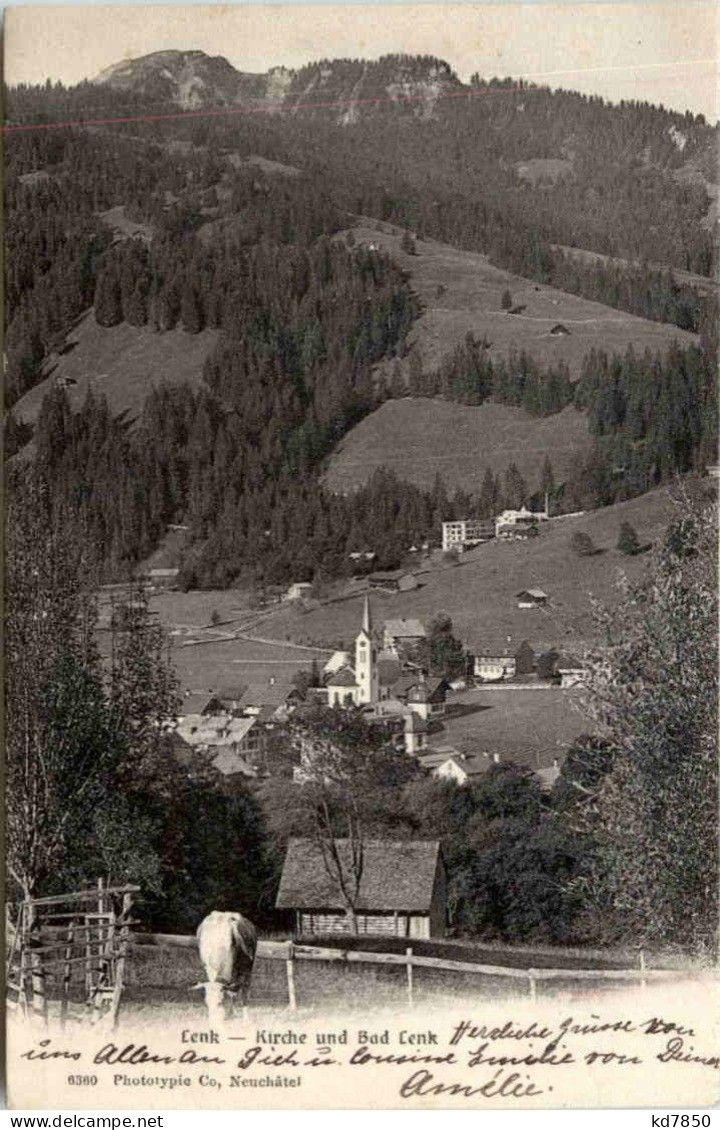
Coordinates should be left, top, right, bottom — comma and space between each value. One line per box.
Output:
285, 581, 313, 601
368, 570, 418, 593
516, 588, 548, 609
405, 674, 447, 720
556, 654, 588, 688
383, 618, 426, 653
472, 646, 517, 682
422, 750, 491, 785
276, 839, 447, 939
495, 506, 547, 539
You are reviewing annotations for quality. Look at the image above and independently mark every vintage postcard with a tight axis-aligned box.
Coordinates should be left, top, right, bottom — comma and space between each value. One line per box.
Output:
3, 0, 719, 1112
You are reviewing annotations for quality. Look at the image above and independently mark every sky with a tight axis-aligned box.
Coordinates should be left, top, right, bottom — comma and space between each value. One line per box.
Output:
3, 2, 718, 121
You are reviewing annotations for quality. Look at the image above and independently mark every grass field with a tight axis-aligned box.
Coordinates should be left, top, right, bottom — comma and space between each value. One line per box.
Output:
14, 310, 219, 429
324, 398, 589, 495
118, 933, 680, 1023
432, 686, 589, 768
266, 487, 679, 653
343, 218, 698, 380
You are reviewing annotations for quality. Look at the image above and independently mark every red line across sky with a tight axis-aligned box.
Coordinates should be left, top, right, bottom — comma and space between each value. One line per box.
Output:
0, 81, 587, 135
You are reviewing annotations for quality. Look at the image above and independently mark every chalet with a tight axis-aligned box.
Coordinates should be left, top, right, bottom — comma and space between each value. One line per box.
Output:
424, 750, 491, 785
403, 711, 428, 755
239, 682, 296, 719
285, 582, 313, 601
404, 674, 447, 720
495, 507, 545, 539
147, 567, 179, 585
556, 654, 588, 688
276, 839, 447, 939
516, 588, 548, 609
383, 618, 426, 653
368, 570, 418, 593
473, 647, 516, 682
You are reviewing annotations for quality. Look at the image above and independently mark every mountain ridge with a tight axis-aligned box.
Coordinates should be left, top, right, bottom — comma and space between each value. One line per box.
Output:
91, 49, 464, 118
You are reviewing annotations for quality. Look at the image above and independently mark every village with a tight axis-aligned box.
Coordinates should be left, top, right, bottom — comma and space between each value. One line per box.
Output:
158, 501, 592, 794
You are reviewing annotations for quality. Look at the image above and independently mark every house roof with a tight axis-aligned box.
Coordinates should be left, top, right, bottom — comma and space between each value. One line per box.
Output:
324, 650, 351, 675
407, 677, 446, 703
516, 588, 548, 600
276, 839, 442, 911
214, 685, 248, 702
240, 683, 293, 708
473, 646, 516, 659
384, 618, 426, 639
556, 654, 584, 672
211, 747, 259, 778
418, 746, 462, 768
431, 753, 488, 779
327, 667, 357, 688
179, 693, 218, 717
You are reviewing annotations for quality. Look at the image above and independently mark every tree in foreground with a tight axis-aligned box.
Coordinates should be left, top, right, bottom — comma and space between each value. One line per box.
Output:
5, 485, 120, 900
575, 491, 718, 954
259, 705, 417, 931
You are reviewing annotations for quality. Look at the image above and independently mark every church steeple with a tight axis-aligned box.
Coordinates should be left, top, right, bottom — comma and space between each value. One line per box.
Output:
355, 595, 378, 705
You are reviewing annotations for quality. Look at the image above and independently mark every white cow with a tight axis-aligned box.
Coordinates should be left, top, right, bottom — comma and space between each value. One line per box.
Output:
193, 910, 257, 1025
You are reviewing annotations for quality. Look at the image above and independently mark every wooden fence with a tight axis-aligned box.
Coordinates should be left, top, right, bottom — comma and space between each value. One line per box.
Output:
132, 933, 697, 1010
6, 882, 140, 1028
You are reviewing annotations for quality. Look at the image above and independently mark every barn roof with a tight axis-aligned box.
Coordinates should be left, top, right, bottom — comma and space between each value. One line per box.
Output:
276, 839, 442, 911
179, 693, 218, 717
384, 618, 426, 639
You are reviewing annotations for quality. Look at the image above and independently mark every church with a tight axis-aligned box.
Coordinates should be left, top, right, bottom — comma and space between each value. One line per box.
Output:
326, 596, 379, 707
323, 598, 447, 760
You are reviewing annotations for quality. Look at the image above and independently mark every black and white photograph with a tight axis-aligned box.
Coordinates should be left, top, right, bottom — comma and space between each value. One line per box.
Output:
3, 0, 718, 1112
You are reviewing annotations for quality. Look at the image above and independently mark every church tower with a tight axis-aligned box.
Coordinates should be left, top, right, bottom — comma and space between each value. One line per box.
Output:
355, 596, 378, 704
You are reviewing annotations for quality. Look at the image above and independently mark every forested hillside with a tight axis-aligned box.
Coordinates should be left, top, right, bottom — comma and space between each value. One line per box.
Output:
4, 54, 717, 587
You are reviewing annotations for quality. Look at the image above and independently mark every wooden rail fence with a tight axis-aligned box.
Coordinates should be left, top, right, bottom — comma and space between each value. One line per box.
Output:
133, 933, 699, 1010
7, 882, 140, 1028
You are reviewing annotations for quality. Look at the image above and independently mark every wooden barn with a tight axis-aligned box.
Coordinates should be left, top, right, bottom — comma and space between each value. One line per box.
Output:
276, 838, 447, 939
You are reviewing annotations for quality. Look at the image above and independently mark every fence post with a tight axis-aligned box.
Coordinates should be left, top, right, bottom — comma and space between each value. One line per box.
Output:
286, 941, 297, 1011
638, 949, 646, 992
24, 903, 47, 1026
528, 969, 537, 1003
108, 892, 132, 1030
406, 947, 414, 1007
